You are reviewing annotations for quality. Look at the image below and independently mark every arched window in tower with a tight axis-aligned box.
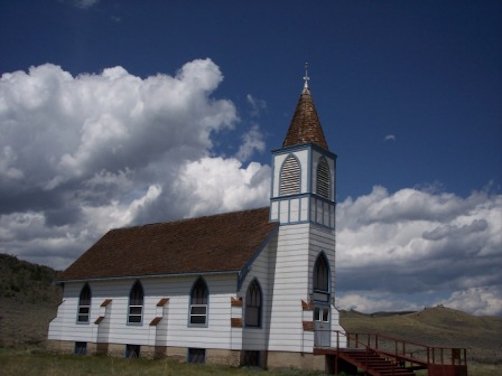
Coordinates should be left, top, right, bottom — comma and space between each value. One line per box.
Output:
316, 157, 331, 199
189, 277, 209, 325
245, 279, 262, 327
77, 283, 91, 323
128, 280, 144, 324
279, 154, 301, 196
313, 253, 330, 302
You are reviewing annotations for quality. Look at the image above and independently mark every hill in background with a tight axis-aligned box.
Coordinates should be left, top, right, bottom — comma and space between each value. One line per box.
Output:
340, 307, 502, 363
0, 253, 500, 364
0, 254, 61, 347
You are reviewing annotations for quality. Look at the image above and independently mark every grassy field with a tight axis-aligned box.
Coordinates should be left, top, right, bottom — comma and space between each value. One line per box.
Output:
0, 348, 324, 376
0, 348, 500, 376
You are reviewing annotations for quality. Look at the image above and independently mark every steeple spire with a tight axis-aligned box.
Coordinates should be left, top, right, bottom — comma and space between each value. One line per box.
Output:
282, 64, 329, 150
303, 62, 310, 93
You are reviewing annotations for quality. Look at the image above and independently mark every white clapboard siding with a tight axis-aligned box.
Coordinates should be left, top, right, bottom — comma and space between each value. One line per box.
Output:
307, 225, 346, 348
49, 274, 239, 349
267, 224, 310, 352
239, 234, 277, 351
48, 283, 99, 342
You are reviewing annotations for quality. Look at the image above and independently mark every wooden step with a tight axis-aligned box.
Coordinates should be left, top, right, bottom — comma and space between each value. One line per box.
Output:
339, 350, 415, 376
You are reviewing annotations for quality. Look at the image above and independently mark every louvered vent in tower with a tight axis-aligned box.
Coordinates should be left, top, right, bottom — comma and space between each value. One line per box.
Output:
279, 155, 300, 196
316, 157, 330, 199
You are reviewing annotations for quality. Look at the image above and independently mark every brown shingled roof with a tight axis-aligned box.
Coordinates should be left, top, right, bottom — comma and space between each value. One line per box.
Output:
282, 88, 329, 150
60, 207, 277, 281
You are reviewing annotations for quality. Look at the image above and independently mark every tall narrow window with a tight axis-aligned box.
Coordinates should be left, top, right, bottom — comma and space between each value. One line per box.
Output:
77, 284, 91, 323
316, 157, 331, 199
279, 155, 301, 196
313, 253, 330, 302
189, 278, 208, 326
245, 279, 262, 327
128, 280, 144, 324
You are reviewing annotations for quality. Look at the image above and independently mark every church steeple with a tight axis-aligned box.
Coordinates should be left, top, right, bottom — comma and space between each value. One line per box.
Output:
282, 65, 329, 150
270, 66, 336, 228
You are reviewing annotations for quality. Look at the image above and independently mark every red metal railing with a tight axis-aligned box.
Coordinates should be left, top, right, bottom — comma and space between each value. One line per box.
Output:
319, 330, 468, 375
343, 332, 467, 367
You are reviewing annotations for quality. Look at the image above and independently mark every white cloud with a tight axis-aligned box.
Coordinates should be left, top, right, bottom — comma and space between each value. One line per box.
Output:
439, 287, 502, 316
246, 94, 267, 117
236, 124, 266, 161
173, 157, 270, 218
384, 134, 396, 142
336, 186, 502, 315
0, 60, 236, 191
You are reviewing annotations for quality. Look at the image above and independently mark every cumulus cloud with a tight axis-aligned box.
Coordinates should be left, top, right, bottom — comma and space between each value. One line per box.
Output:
172, 157, 270, 217
336, 186, 502, 315
0, 60, 270, 269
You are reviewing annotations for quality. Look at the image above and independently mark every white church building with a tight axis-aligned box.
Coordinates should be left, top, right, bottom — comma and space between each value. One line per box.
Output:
48, 75, 347, 371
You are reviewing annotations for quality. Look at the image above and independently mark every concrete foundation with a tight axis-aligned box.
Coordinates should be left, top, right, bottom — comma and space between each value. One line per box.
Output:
206, 348, 240, 367
267, 351, 326, 371
47, 339, 75, 354
46, 340, 325, 371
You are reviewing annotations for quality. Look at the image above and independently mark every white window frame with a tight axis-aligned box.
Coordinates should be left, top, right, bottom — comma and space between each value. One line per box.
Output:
189, 303, 208, 325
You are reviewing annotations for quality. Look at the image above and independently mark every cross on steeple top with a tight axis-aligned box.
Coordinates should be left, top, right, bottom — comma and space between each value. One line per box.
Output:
303, 62, 310, 92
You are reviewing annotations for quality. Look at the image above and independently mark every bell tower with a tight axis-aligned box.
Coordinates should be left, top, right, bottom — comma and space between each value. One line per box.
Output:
270, 66, 336, 228
266, 66, 345, 363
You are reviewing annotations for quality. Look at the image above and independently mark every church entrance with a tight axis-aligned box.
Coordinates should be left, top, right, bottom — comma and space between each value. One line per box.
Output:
314, 304, 330, 347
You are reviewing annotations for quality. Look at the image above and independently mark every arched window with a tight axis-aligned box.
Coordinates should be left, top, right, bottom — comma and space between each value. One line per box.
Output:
316, 157, 331, 199
189, 277, 208, 325
313, 253, 330, 302
245, 279, 262, 328
77, 283, 91, 323
279, 154, 301, 196
128, 280, 144, 324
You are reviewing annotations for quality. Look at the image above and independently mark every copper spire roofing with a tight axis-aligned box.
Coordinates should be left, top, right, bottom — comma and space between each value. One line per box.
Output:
282, 84, 329, 150
59, 207, 278, 281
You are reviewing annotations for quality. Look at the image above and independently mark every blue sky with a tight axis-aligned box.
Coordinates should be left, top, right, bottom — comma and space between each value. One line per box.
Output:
1, 0, 501, 315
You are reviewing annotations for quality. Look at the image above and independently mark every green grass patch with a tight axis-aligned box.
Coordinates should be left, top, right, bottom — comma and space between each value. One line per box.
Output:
0, 348, 324, 376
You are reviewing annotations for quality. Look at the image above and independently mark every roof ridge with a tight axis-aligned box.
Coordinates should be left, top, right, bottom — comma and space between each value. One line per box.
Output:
110, 206, 271, 232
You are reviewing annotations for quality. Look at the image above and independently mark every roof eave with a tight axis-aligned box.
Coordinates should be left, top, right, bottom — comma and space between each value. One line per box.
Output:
57, 269, 241, 284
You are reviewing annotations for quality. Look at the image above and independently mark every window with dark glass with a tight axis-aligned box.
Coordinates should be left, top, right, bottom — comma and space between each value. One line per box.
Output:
313, 254, 330, 302
77, 284, 91, 323
245, 279, 262, 327
188, 348, 206, 363
279, 155, 301, 196
316, 157, 330, 199
189, 278, 208, 325
128, 280, 144, 324
126, 344, 140, 358
74, 342, 87, 355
